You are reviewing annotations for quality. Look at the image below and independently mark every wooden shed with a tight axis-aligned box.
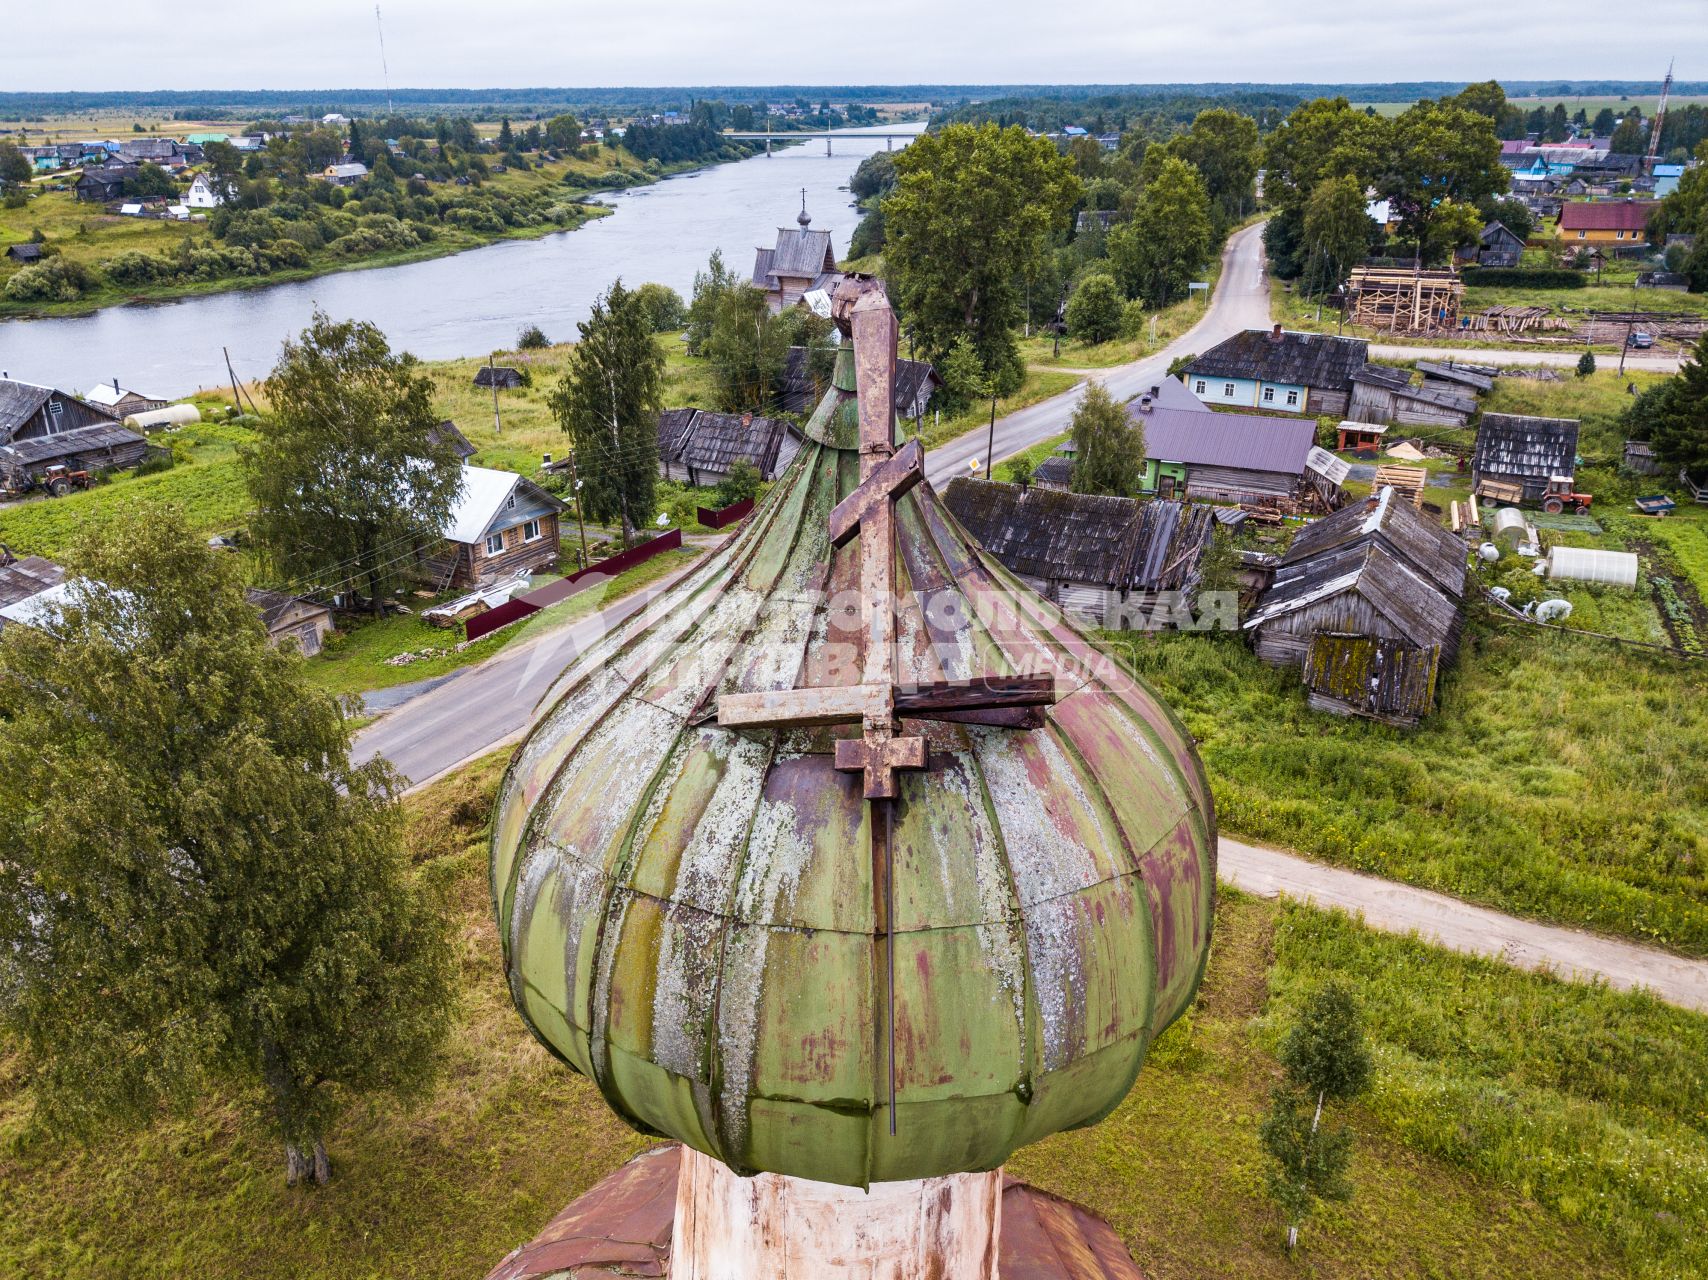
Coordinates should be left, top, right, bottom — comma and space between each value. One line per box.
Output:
1243, 485, 1467, 670
1302, 633, 1441, 727
473, 365, 525, 390
655, 408, 801, 487
942, 478, 1215, 629
1472, 414, 1581, 504
244, 588, 335, 657
1347, 365, 1476, 428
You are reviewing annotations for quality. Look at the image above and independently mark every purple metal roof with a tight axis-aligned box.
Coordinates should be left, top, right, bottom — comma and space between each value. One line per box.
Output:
1130, 399, 1315, 475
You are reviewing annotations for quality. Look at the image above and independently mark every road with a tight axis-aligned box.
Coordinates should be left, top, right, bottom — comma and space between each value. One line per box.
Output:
1370, 342, 1684, 373
925, 220, 1275, 486
1221, 838, 1708, 1014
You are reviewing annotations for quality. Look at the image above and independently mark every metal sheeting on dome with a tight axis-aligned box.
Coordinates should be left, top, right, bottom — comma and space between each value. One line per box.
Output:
490, 290, 1215, 1189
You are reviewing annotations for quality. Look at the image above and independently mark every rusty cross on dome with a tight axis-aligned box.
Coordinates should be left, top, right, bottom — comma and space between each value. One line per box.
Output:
715, 283, 1057, 798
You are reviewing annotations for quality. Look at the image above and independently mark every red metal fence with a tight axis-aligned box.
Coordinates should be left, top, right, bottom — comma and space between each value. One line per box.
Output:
464, 528, 684, 642
696, 497, 754, 529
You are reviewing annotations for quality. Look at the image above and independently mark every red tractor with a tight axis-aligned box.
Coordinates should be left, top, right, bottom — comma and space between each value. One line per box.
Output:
38, 464, 93, 498
1541, 476, 1593, 516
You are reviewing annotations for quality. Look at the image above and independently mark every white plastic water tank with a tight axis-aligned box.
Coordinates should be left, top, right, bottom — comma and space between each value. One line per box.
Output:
1546, 546, 1639, 588
1478, 542, 1501, 563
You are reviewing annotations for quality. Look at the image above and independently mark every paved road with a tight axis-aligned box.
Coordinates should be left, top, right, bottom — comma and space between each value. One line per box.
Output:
351, 559, 705, 787
925, 220, 1275, 485
1221, 837, 1708, 1013
1370, 342, 1684, 373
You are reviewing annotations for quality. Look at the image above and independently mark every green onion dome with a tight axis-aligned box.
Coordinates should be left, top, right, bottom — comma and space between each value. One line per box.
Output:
490, 345, 1215, 1188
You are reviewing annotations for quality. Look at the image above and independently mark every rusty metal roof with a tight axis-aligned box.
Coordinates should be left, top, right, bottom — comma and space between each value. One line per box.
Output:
484, 1145, 1148, 1280
491, 332, 1215, 1189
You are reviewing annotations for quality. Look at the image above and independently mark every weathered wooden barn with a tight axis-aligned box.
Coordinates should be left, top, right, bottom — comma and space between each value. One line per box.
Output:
655, 408, 802, 487
942, 478, 1216, 629
1472, 414, 1581, 504
1302, 633, 1442, 727
1347, 364, 1477, 428
244, 588, 336, 657
424, 465, 567, 590
0, 378, 147, 483
1414, 360, 1495, 397
473, 365, 525, 390
1183, 327, 1367, 417
1623, 440, 1663, 476
1243, 485, 1467, 672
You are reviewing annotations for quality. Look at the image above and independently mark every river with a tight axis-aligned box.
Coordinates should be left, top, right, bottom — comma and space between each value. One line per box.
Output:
0, 123, 922, 397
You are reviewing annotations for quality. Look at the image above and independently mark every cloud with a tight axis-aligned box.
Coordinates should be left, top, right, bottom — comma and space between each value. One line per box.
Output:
3, 0, 1704, 91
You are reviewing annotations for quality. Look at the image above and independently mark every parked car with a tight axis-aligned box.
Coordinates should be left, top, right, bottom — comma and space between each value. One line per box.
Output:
1628, 331, 1655, 349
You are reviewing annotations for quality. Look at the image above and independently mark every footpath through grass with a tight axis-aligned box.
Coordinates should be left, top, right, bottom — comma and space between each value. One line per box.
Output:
4, 752, 1679, 1280
1106, 627, 1708, 955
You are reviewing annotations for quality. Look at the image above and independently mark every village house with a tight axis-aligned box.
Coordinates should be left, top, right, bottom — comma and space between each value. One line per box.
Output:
1242, 486, 1468, 719
751, 202, 840, 315
1557, 199, 1651, 246
83, 380, 168, 419
1126, 379, 1321, 504
1182, 327, 1367, 417
0, 377, 149, 488
185, 173, 225, 208
5, 243, 44, 264
776, 347, 940, 420
1346, 365, 1476, 429
942, 478, 1217, 629
655, 408, 802, 487
1472, 413, 1581, 505
425, 465, 567, 590
319, 162, 369, 186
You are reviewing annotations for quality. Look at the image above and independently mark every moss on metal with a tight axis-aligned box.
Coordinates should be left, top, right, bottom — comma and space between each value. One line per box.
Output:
490, 347, 1216, 1187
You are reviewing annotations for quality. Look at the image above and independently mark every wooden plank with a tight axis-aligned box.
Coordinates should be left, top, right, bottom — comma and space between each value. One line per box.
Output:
716, 683, 890, 728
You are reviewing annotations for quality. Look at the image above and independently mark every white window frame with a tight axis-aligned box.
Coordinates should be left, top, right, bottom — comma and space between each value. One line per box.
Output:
522, 518, 542, 543
1577, 230, 1586, 239
1286, 390, 1300, 407
1616, 229, 1625, 239
1194, 380, 1206, 395
485, 532, 504, 555
1223, 382, 1235, 398
1262, 387, 1275, 403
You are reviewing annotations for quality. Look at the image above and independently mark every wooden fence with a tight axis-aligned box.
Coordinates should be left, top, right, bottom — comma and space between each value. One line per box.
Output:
464, 529, 685, 641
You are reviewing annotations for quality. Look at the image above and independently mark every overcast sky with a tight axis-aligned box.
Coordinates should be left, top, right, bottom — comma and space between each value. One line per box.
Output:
6, 1, 1706, 93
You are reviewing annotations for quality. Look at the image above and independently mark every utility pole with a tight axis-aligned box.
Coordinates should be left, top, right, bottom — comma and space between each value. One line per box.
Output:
1617, 286, 1640, 378
567, 449, 590, 568
488, 354, 502, 435
984, 389, 998, 480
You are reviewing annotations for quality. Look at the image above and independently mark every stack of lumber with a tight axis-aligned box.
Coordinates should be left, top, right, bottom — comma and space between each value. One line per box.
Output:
1372, 465, 1428, 509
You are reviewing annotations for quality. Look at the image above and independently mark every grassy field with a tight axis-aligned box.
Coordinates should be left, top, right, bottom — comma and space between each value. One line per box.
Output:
0, 410, 253, 557
915, 369, 1080, 452
1106, 624, 1708, 955
303, 546, 702, 699
1481, 366, 1669, 455
4, 749, 1680, 1280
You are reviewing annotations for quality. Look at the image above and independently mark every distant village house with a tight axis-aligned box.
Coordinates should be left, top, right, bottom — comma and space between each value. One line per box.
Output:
751, 202, 840, 315
1182, 327, 1367, 417
656, 409, 802, 487
426, 464, 566, 590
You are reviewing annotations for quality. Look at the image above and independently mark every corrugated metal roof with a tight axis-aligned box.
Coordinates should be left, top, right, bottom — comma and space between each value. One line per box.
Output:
1185, 329, 1367, 389
1558, 200, 1651, 231
1137, 404, 1315, 475
1474, 414, 1580, 482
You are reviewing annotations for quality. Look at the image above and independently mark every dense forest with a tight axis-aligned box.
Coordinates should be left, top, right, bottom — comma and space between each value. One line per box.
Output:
933, 91, 1300, 136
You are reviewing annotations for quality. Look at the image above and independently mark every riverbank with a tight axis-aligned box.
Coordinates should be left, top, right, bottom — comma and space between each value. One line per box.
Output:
0, 147, 768, 322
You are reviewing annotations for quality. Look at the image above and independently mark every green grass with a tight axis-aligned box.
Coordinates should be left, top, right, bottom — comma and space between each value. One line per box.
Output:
303, 546, 703, 699
1481, 368, 1669, 455
1104, 627, 1708, 954
1264, 904, 1708, 1280
0, 414, 253, 557
0, 754, 1638, 1280
1647, 519, 1708, 603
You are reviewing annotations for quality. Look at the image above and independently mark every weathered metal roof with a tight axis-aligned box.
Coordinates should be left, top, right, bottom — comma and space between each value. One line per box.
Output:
484, 1144, 1149, 1280
1245, 487, 1467, 650
1185, 329, 1367, 390
0, 420, 144, 465
942, 479, 1214, 594
1474, 413, 1580, 482
491, 338, 1215, 1188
